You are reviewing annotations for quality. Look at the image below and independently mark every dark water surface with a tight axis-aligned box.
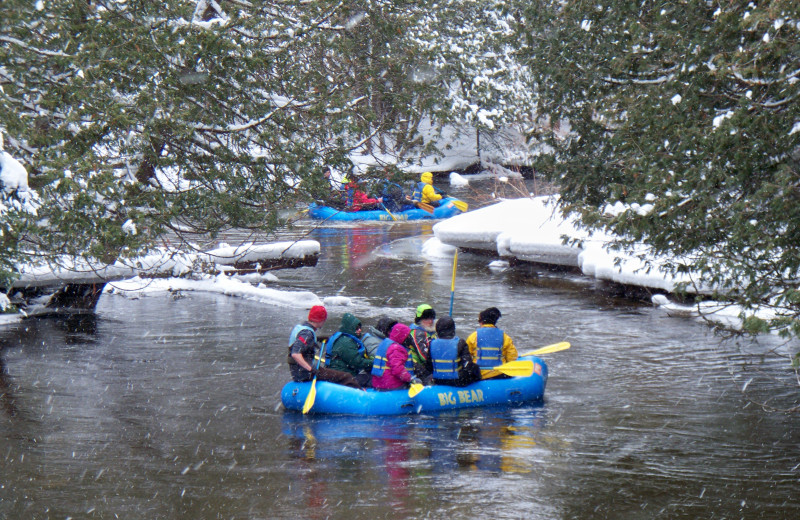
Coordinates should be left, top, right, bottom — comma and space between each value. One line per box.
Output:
1, 212, 799, 519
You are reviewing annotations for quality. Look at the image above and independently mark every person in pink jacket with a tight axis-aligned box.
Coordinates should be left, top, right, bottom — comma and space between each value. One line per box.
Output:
371, 323, 421, 390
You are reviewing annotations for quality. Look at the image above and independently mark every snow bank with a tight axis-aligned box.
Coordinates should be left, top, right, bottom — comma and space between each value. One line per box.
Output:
433, 196, 713, 293
431, 196, 791, 333
106, 274, 328, 309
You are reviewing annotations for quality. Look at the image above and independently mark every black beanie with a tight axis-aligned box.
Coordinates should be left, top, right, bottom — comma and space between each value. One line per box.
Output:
435, 316, 456, 338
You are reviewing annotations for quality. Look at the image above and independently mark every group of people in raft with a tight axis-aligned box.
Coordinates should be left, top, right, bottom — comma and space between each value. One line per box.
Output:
288, 303, 517, 391
330, 171, 448, 212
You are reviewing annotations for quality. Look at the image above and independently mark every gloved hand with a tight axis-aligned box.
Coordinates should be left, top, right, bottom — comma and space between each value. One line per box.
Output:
411, 377, 422, 385
439, 191, 447, 198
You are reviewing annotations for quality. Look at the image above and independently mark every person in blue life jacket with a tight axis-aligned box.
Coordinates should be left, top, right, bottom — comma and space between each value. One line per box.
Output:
426, 316, 481, 387
408, 304, 437, 384
409, 172, 445, 207
325, 312, 375, 387
361, 317, 398, 358
371, 323, 421, 391
288, 305, 362, 388
465, 307, 518, 380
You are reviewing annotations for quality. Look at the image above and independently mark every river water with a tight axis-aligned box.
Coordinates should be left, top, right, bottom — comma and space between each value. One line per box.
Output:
1, 197, 799, 519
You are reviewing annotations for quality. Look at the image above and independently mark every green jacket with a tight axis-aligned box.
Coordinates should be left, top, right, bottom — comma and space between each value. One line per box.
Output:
327, 313, 373, 376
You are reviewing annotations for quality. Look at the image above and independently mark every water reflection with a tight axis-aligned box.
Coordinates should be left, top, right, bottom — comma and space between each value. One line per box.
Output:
282, 405, 547, 476
2, 216, 800, 519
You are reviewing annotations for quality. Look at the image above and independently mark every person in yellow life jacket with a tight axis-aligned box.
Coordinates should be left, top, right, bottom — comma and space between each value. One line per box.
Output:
409, 172, 444, 207
465, 307, 518, 380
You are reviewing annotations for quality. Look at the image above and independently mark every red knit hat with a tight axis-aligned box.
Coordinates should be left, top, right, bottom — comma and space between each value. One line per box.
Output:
308, 305, 328, 323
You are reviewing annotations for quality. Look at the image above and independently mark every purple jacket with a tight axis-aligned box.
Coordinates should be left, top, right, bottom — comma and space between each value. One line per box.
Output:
371, 323, 412, 390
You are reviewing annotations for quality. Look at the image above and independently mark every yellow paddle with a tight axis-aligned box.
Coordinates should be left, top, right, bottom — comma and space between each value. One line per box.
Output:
519, 341, 571, 357
490, 360, 535, 377
380, 202, 398, 221
406, 197, 435, 214
450, 199, 468, 212
302, 353, 324, 414
408, 383, 425, 397
416, 201, 435, 214
301, 378, 317, 414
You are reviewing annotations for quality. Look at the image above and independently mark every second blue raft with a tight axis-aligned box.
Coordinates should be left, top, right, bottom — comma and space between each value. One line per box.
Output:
307, 197, 466, 221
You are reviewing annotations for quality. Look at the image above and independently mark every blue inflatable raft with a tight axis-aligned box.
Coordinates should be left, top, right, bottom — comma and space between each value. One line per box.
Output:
281, 356, 547, 415
308, 197, 466, 221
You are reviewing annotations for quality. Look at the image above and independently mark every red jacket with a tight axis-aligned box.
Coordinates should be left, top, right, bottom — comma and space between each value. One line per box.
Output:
346, 182, 380, 211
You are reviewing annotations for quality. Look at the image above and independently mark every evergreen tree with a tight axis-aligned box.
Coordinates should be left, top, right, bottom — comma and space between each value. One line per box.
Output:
0, 0, 475, 286
519, 1, 800, 336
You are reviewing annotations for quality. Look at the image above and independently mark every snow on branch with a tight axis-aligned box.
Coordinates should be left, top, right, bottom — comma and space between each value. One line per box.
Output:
0, 36, 72, 58
192, 0, 229, 26
602, 73, 675, 85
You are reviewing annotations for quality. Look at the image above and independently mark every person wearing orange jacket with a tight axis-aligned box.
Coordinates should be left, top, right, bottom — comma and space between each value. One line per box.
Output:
465, 307, 518, 380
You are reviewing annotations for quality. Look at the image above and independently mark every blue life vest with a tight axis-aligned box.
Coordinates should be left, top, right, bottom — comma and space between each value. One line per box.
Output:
325, 331, 365, 363
410, 181, 427, 202
288, 324, 316, 347
371, 337, 394, 377
475, 327, 504, 369
430, 337, 460, 380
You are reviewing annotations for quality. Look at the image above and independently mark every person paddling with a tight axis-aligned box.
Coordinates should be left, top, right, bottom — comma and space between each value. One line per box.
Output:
288, 306, 361, 388
409, 172, 444, 207
465, 307, 518, 380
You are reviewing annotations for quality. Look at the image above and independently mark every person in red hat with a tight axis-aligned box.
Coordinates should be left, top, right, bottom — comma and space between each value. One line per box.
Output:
288, 305, 361, 388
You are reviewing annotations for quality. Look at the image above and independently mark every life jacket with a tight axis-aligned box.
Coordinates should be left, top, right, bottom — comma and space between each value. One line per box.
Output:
325, 331, 365, 364
345, 184, 355, 208
289, 324, 316, 347
430, 337, 460, 380
287, 324, 317, 366
410, 181, 427, 202
475, 327, 504, 369
360, 331, 383, 357
371, 337, 394, 377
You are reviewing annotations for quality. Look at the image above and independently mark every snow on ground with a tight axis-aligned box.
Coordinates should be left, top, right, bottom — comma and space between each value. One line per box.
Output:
430, 196, 780, 334
13, 241, 320, 288
105, 273, 353, 310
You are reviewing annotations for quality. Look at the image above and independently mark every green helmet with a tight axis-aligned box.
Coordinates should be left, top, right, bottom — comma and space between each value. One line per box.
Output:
417, 303, 436, 318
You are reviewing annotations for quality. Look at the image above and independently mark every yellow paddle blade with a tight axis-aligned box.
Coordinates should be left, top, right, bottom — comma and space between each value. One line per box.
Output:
451, 199, 468, 212
519, 342, 571, 357
302, 378, 317, 414
493, 360, 534, 377
408, 383, 425, 398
